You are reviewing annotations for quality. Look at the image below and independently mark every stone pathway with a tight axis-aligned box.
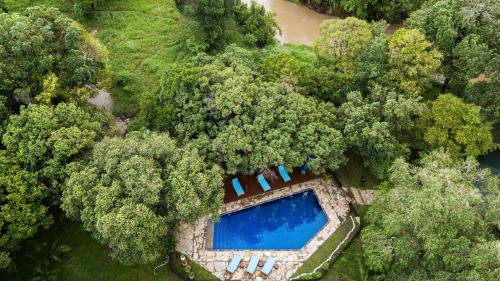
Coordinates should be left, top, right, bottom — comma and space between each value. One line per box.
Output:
176, 178, 350, 280
341, 187, 377, 205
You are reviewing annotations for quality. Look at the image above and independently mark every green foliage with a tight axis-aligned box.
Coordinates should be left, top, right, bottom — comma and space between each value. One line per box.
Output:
139, 46, 346, 175
417, 94, 495, 159
362, 151, 499, 280
61, 130, 224, 265
387, 28, 442, 95
298, 0, 426, 21
177, 0, 278, 50
338, 87, 424, 179
0, 152, 52, 270
406, 0, 499, 122
313, 17, 373, 68
0, 6, 107, 105
292, 215, 359, 278
234, 0, 278, 47
7, 221, 182, 281
2, 103, 110, 195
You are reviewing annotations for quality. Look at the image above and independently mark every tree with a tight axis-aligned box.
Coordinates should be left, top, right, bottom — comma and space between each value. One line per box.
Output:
417, 94, 495, 159
313, 17, 373, 68
340, 0, 426, 21
61, 130, 224, 264
139, 46, 347, 175
2, 103, 110, 197
0, 96, 9, 137
387, 28, 442, 95
0, 151, 52, 270
337, 88, 424, 179
0, 0, 7, 13
0, 6, 108, 105
362, 151, 499, 280
234, 0, 278, 47
406, 0, 499, 121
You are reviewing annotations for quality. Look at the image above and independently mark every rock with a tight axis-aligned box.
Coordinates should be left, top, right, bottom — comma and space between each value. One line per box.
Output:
214, 261, 226, 272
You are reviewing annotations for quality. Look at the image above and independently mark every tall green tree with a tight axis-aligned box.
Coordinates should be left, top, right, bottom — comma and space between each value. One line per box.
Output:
0, 152, 52, 270
406, 0, 499, 122
417, 94, 495, 159
362, 150, 499, 280
338, 87, 424, 178
139, 46, 347, 175
387, 28, 442, 95
0, 6, 108, 105
61, 130, 224, 265
2, 103, 110, 197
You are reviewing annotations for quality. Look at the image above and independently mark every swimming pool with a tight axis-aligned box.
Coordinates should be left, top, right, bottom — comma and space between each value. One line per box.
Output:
213, 189, 328, 250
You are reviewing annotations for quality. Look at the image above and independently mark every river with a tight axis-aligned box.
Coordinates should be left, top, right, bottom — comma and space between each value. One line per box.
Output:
243, 0, 334, 45
479, 151, 500, 177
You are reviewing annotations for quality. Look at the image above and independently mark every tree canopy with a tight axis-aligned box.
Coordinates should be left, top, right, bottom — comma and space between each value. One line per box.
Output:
406, 0, 499, 123
362, 150, 499, 280
2, 103, 110, 197
0, 6, 108, 105
417, 94, 496, 159
61, 130, 224, 264
0, 151, 52, 270
137, 46, 347, 175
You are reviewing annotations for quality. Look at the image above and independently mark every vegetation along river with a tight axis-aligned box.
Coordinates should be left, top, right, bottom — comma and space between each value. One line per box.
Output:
244, 0, 334, 45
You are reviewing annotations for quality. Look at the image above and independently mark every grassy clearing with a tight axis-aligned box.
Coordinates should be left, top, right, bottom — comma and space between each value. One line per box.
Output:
292, 216, 358, 278
334, 153, 380, 189
6, 0, 196, 117
9, 219, 181, 281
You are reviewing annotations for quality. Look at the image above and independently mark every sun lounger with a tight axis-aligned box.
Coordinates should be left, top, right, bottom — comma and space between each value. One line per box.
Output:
246, 256, 260, 274
278, 165, 291, 182
232, 178, 245, 196
227, 255, 242, 273
257, 174, 271, 191
261, 256, 276, 275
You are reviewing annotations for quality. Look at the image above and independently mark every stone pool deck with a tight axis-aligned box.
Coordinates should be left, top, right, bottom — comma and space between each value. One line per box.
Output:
176, 177, 350, 280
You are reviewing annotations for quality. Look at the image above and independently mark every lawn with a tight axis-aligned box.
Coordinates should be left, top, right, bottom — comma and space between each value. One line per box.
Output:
8, 219, 181, 281
6, 0, 196, 117
334, 153, 380, 189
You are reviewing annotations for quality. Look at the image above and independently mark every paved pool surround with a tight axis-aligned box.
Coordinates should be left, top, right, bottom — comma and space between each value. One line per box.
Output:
176, 178, 351, 280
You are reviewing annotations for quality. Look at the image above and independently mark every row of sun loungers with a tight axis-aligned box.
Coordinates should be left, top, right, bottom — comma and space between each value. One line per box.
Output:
232, 165, 291, 196
227, 255, 277, 276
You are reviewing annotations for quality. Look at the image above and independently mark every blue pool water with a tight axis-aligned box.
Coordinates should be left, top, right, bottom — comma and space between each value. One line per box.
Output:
213, 190, 328, 250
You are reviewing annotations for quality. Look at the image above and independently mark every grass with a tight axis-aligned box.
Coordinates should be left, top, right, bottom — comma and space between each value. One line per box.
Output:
170, 251, 219, 281
292, 216, 358, 277
8, 219, 181, 281
321, 204, 370, 281
6, 0, 196, 117
334, 153, 380, 189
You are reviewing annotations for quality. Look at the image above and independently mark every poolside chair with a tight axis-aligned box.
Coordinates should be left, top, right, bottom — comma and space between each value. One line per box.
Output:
246, 256, 260, 274
227, 255, 242, 273
278, 165, 291, 182
232, 178, 245, 197
261, 256, 276, 276
257, 174, 271, 192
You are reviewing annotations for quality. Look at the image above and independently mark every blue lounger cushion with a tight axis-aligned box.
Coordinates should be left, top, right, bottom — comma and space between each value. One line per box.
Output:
278, 165, 291, 182
232, 178, 245, 196
257, 174, 271, 191
261, 256, 276, 275
227, 255, 242, 273
246, 256, 260, 274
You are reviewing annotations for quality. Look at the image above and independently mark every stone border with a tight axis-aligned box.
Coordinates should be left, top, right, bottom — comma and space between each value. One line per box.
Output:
176, 178, 350, 280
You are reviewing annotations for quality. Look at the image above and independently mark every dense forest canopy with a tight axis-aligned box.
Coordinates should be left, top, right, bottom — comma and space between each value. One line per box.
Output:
0, 0, 498, 279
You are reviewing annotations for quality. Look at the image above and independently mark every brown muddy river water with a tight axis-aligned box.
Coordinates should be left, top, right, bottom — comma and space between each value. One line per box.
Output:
244, 0, 335, 45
